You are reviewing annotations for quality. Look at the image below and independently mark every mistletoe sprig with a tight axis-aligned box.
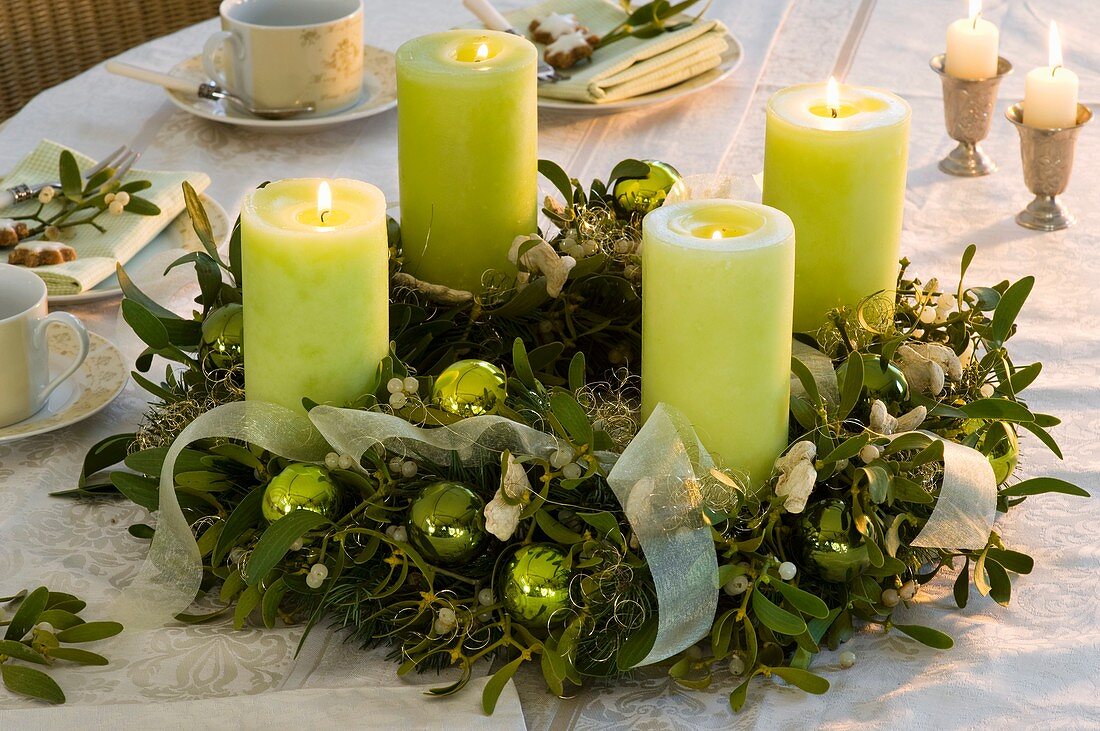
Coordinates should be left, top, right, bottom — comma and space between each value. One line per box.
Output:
8, 151, 160, 242
0, 587, 122, 705
599, 0, 713, 49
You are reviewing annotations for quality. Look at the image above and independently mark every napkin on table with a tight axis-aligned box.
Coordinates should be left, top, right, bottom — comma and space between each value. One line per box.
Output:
505, 0, 730, 103
0, 139, 210, 295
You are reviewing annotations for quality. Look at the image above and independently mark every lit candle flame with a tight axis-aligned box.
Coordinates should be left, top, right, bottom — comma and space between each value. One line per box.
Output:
475, 43, 489, 62
317, 181, 332, 223
1048, 21, 1063, 70
826, 76, 840, 118
711, 229, 724, 240
969, 0, 981, 26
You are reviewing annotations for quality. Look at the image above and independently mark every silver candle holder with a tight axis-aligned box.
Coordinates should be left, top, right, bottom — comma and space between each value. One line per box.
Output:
1005, 103, 1092, 231
930, 54, 1012, 176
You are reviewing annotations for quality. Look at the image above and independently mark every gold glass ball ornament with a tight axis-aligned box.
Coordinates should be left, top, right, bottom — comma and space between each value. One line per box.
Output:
612, 159, 684, 215
405, 482, 487, 564
431, 360, 508, 417
796, 499, 870, 584
835, 353, 908, 402
262, 463, 340, 523
200, 303, 244, 369
499, 543, 572, 628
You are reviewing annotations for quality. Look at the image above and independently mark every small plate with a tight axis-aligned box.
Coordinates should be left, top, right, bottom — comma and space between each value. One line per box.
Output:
166, 46, 397, 133
49, 194, 229, 306
0, 330, 127, 444
537, 30, 743, 113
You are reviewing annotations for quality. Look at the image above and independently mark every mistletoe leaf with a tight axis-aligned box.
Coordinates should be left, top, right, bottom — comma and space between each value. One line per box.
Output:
182, 181, 221, 265
770, 580, 830, 619
48, 648, 109, 666
123, 196, 160, 216
751, 590, 806, 636
990, 276, 1034, 346
59, 150, 82, 201
55, 622, 123, 643
616, 616, 658, 670
769, 666, 829, 694
482, 655, 525, 714
245, 510, 331, 585
1000, 477, 1088, 498
550, 391, 593, 445
537, 159, 573, 204
894, 624, 953, 649
213, 487, 265, 566
0, 640, 48, 664
121, 299, 170, 350
954, 557, 970, 608
1, 664, 65, 704
5, 586, 49, 641
837, 351, 864, 419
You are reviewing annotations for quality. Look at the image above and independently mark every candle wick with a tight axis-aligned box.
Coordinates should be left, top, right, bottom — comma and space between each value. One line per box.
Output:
830, 107, 838, 119
972, 12, 980, 30
320, 209, 330, 223
1051, 64, 1060, 77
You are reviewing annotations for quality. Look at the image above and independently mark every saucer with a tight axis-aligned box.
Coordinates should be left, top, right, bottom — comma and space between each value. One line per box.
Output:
165, 45, 397, 133
0, 330, 127, 444
49, 194, 229, 306
537, 30, 743, 114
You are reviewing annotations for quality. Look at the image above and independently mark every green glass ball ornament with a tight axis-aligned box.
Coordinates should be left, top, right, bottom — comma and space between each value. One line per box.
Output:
962, 419, 1019, 485
431, 360, 508, 417
836, 353, 908, 402
500, 543, 572, 628
612, 160, 684, 215
796, 499, 870, 584
405, 482, 487, 564
262, 463, 340, 523
200, 303, 244, 369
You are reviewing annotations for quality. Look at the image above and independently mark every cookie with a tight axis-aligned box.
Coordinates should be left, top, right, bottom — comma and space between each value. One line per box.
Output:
529, 13, 593, 45
8, 241, 78, 267
545, 30, 596, 70
0, 218, 30, 248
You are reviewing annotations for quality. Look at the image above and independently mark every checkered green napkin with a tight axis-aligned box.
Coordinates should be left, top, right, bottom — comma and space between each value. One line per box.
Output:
506, 0, 729, 103
1, 140, 210, 295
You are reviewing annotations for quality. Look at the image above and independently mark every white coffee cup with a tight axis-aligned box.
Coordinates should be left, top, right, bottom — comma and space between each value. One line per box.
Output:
203, 0, 364, 116
0, 265, 90, 428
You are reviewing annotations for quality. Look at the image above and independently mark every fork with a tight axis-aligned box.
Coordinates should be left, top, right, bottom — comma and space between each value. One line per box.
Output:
461, 0, 569, 82
0, 145, 141, 210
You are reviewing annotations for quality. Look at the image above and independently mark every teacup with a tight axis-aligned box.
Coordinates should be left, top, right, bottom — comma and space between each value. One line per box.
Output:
0, 265, 90, 428
203, 0, 364, 116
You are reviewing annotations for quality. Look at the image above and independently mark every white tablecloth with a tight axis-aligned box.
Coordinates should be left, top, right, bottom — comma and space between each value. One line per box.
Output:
2, 1, 1098, 728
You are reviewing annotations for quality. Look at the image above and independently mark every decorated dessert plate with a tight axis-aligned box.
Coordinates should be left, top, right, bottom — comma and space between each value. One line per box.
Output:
538, 29, 743, 113
49, 194, 229, 306
0, 329, 127, 444
165, 46, 397, 133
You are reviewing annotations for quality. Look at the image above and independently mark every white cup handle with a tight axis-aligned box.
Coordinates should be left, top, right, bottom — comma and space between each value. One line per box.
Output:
36, 312, 90, 403
203, 30, 241, 89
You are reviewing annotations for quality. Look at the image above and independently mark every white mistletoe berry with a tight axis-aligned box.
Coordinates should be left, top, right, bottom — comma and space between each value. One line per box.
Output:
434, 607, 457, 634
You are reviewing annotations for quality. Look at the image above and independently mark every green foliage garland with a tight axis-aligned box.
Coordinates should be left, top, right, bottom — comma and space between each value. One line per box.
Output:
61, 161, 1087, 714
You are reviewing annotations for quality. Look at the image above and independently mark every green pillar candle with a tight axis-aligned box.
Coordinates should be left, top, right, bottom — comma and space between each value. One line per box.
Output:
642, 200, 795, 488
762, 79, 910, 332
396, 30, 538, 293
241, 178, 389, 412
